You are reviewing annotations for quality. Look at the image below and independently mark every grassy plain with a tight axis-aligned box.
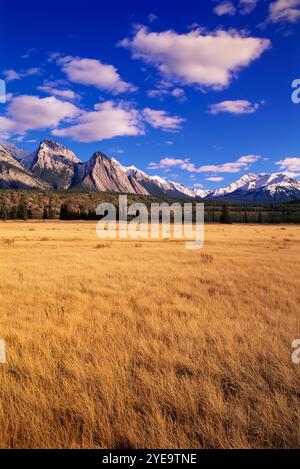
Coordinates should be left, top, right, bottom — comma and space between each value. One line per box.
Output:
0, 221, 299, 448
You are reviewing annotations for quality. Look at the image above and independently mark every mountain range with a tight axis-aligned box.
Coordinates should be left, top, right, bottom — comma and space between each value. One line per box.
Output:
0, 139, 300, 204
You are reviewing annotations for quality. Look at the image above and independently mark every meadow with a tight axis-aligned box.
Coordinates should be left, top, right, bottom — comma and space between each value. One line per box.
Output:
0, 221, 299, 448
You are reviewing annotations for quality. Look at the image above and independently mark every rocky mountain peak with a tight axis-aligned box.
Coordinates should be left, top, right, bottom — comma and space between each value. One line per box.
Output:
1, 139, 300, 203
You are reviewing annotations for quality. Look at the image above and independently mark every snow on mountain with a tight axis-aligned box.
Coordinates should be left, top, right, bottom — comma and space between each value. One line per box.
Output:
1, 140, 300, 203
207, 173, 300, 203
209, 173, 261, 198
0, 144, 50, 190
167, 181, 196, 198
125, 166, 194, 198
193, 188, 212, 198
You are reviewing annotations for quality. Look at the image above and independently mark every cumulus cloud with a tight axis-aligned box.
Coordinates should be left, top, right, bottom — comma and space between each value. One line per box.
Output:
147, 89, 168, 100
276, 157, 300, 175
3, 67, 42, 82
120, 26, 270, 90
214, 2, 237, 16
200, 155, 260, 172
148, 157, 189, 169
206, 176, 224, 181
239, 0, 258, 14
213, 0, 258, 16
52, 100, 144, 142
267, 0, 300, 23
148, 154, 260, 173
171, 88, 186, 101
58, 56, 137, 94
143, 108, 185, 131
209, 99, 261, 114
0, 95, 79, 136
147, 87, 186, 102
37, 83, 79, 101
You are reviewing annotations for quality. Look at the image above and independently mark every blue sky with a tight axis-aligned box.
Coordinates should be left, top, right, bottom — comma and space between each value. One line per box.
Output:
1, 0, 300, 189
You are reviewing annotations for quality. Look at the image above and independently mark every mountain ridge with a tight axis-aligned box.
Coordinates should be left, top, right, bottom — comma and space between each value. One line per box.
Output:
0, 139, 300, 203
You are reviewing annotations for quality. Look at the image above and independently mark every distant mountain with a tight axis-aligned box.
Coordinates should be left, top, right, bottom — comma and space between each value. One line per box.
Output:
0, 142, 34, 166
0, 139, 300, 203
193, 187, 212, 199
124, 166, 195, 198
206, 173, 300, 203
0, 144, 49, 190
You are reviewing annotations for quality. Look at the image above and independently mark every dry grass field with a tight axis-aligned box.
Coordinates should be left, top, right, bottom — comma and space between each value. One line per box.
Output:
0, 221, 299, 448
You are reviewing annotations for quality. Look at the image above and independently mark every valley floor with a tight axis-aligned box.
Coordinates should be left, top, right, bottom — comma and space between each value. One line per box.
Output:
0, 221, 299, 448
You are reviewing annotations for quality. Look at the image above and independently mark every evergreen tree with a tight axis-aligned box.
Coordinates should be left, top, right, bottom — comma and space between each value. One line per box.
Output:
48, 199, 55, 219
60, 203, 70, 220
0, 204, 7, 220
220, 205, 231, 224
42, 206, 48, 219
10, 206, 17, 220
18, 200, 28, 220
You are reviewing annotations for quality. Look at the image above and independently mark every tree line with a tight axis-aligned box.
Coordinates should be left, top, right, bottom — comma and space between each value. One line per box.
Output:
0, 200, 32, 220
1, 200, 300, 223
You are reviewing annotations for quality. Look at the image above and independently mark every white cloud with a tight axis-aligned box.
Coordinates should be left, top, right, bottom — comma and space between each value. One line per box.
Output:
199, 155, 260, 172
147, 89, 168, 100
148, 154, 260, 173
21, 48, 37, 59
109, 147, 124, 154
214, 2, 237, 16
0, 95, 79, 136
3, 70, 21, 82
52, 100, 144, 142
37, 84, 79, 101
239, 0, 258, 14
58, 56, 137, 94
148, 13, 159, 23
120, 26, 270, 90
3, 67, 42, 82
238, 155, 260, 163
214, 0, 259, 16
276, 157, 300, 174
242, 0, 258, 13
209, 99, 261, 114
268, 0, 300, 23
148, 157, 189, 169
147, 86, 186, 102
206, 176, 224, 181
171, 88, 186, 101
143, 108, 185, 131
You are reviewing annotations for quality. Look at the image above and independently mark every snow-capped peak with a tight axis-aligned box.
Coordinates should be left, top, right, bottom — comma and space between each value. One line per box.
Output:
211, 173, 262, 197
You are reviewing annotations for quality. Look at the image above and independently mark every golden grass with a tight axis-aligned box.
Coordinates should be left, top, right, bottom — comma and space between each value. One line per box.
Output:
0, 221, 299, 448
